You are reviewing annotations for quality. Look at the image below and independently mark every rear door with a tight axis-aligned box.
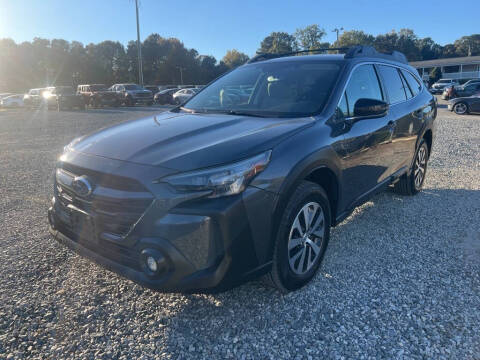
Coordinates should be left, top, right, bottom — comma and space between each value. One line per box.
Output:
338, 64, 396, 205
376, 65, 420, 174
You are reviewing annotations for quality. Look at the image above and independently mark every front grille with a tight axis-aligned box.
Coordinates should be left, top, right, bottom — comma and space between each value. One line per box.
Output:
55, 168, 153, 240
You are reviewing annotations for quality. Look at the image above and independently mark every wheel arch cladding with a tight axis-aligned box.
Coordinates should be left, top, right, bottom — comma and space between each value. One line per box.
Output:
423, 129, 432, 155
304, 167, 338, 224
269, 165, 339, 261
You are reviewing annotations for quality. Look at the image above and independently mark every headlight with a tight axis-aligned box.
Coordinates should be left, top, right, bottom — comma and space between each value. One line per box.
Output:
63, 136, 82, 153
159, 151, 272, 198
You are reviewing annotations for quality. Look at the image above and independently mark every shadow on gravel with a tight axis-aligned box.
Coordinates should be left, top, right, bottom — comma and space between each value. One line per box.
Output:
146, 187, 480, 356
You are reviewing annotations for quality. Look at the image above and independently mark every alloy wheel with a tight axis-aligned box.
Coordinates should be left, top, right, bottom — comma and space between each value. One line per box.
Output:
414, 146, 427, 189
454, 103, 467, 114
288, 202, 325, 275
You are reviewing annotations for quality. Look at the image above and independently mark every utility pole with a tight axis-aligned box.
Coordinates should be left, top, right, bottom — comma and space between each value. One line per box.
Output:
332, 27, 344, 42
135, 0, 144, 86
176, 66, 185, 85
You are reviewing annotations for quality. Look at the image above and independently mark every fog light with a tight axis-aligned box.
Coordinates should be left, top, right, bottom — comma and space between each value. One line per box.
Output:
140, 249, 167, 277
146, 256, 158, 272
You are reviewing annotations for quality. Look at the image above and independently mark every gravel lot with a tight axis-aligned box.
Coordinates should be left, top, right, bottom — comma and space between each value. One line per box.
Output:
0, 100, 479, 359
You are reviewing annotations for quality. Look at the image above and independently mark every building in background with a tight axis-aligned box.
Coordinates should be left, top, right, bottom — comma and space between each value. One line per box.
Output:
411, 56, 480, 81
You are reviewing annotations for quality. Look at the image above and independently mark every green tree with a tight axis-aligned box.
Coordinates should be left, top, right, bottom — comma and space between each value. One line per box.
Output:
258, 32, 296, 54
429, 67, 441, 83
294, 24, 327, 50
440, 44, 458, 58
416, 37, 442, 60
333, 30, 375, 48
222, 49, 249, 69
454, 34, 480, 56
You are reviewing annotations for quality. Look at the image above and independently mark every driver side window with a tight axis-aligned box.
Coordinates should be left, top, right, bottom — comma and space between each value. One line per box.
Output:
344, 64, 384, 117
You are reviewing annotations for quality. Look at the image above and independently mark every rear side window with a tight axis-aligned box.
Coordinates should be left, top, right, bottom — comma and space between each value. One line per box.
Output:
377, 65, 407, 104
345, 64, 383, 116
401, 69, 422, 96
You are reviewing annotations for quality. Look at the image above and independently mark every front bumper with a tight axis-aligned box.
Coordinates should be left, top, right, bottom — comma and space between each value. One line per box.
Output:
48, 154, 277, 291
131, 96, 153, 104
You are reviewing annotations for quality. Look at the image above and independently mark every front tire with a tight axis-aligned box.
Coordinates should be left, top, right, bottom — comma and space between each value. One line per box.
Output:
394, 140, 429, 195
267, 181, 331, 293
453, 102, 468, 115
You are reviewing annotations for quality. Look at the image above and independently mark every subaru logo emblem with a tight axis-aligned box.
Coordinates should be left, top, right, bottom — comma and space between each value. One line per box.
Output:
71, 176, 93, 197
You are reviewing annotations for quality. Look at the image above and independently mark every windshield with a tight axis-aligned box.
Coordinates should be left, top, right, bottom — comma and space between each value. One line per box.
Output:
124, 84, 143, 91
183, 61, 341, 117
90, 85, 107, 91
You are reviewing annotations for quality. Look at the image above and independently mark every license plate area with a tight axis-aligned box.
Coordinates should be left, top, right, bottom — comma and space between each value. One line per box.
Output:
68, 206, 97, 243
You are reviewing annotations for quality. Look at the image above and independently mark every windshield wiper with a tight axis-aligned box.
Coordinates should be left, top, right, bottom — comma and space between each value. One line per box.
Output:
221, 110, 267, 118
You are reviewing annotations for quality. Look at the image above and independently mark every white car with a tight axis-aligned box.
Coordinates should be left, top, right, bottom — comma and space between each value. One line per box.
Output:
172, 88, 200, 104
0, 94, 24, 108
430, 79, 459, 94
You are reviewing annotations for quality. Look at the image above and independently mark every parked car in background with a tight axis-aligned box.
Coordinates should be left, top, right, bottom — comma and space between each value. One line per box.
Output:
0, 93, 13, 100
154, 88, 179, 104
442, 81, 480, 100
448, 94, 480, 115
0, 94, 24, 108
144, 85, 160, 96
43, 86, 86, 111
24, 88, 48, 108
430, 79, 459, 94
49, 46, 436, 293
172, 88, 200, 104
458, 79, 480, 88
77, 84, 119, 107
109, 84, 153, 106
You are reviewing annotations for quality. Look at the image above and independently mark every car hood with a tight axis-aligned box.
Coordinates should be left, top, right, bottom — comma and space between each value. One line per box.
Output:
70, 111, 314, 171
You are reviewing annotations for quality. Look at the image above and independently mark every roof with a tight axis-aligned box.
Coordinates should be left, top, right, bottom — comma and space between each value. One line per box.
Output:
258, 54, 345, 63
410, 56, 480, 68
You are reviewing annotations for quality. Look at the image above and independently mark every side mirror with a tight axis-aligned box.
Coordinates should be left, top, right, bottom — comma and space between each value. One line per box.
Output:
353, 98, 389, 118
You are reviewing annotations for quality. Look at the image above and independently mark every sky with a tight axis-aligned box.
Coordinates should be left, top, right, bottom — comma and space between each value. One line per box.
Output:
0, 0, 478, 60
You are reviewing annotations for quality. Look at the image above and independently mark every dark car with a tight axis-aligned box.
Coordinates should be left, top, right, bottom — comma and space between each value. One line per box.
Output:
44, 86, 85, 111
442, 81, 480, 100
144, 85, 160, 96
109, 83, 153, 106
448, 94, 480, 114
77, 84, 120, 108
48, 46, 436, 293
154, 88, 179, 104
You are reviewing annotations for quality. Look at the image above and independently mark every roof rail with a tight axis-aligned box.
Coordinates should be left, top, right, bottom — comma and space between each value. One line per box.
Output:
248, 48, 349, 63
247, 45, 408, 64
345, 45, 408, 64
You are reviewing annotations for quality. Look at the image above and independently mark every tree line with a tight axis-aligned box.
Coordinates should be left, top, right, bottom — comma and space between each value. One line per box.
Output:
1, 28, 479, 92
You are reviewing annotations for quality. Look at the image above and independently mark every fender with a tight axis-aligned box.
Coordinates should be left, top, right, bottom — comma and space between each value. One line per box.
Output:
266, 145, 343, 262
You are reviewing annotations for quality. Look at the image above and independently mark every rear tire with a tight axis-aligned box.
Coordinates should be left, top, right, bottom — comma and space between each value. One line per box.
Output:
266, 181, 331, 293
394, 140, 429, 196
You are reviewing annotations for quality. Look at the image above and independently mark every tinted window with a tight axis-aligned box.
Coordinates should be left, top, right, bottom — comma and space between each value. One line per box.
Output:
345, 64, 383, 116
184, 62, 341, 117
337, 92, 348, 118
401, 69, 421, 96
400, 74, 413, 99
378, 65, 407, 104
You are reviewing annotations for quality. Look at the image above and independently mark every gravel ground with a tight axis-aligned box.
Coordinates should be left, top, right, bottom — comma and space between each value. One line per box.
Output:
0, 100, 479, 359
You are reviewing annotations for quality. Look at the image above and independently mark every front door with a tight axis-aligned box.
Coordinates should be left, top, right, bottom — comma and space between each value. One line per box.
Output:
337, 64, 395, 208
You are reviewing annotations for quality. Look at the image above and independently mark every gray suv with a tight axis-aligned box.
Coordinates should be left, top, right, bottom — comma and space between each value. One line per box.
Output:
48, 46, 436, 293
109, 83, 153, 106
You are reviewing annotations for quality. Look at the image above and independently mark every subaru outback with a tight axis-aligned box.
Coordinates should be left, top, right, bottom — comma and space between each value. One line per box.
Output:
48, 46, 436, 293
